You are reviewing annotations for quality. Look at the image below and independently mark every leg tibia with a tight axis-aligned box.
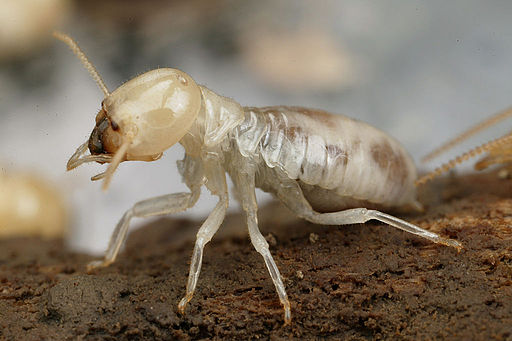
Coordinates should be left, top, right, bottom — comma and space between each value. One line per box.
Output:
247, 211, 291, 324
302, 208, 461, 251
178, 198, 227, 314
233, 166, 292, 324
178, 160, 229, 315
271, 177, 462, 251
87, 191, 198, 271
367, 210, 462, 250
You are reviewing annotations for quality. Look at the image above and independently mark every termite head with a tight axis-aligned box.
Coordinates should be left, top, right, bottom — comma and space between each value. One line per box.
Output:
55, 31, 202, 189
89, 68, 202, 160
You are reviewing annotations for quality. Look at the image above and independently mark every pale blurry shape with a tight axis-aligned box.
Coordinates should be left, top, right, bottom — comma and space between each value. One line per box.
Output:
240, 28, 356, 92
0, 0, 71, 61
0, 171, 68, 238
77, 0, 227, 48
77, 0, 223, 27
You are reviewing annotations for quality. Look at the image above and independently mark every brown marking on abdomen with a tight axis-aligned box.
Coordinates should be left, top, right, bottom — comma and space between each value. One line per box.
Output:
370, 139, 409, 186
284, 125, 305, 141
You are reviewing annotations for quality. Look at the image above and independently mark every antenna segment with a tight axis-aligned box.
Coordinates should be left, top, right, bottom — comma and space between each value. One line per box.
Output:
53, 31, 110, 97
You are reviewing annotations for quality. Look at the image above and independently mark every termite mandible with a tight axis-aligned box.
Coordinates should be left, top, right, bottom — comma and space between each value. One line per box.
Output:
55, 31, 462, 324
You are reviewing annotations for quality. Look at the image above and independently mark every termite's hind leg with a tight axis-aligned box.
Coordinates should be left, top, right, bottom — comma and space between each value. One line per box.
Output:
232, 170, 291, 324
272, 178, 462, 251
363, 210, 462, 250
87, 191, 200, 271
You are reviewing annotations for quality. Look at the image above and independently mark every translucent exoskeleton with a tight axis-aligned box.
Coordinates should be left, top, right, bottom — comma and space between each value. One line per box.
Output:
417, 106, 512, 186
55, 32, 462, 324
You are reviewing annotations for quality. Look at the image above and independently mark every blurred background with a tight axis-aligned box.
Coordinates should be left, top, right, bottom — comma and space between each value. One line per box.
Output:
1, 0, 512, 253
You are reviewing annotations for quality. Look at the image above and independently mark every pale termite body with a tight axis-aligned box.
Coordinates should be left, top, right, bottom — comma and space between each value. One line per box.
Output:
56, 32, 461, 324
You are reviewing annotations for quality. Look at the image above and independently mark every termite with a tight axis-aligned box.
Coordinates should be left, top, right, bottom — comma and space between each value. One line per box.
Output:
417, 107, 512, 186
55, 31, 461, 324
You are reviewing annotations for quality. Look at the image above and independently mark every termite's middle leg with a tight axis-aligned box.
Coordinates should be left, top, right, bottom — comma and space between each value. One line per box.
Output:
271, 178, 462, 251
178, 161, 228, 314
232, 169, 291, 324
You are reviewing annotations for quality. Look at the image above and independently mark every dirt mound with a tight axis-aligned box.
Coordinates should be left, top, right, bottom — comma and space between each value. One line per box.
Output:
1, 171, 511, 339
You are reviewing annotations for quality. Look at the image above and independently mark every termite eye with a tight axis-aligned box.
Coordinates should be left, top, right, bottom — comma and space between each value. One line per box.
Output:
95, 108, 107, 124
89, 127, 104, 155
110, 119, 119, 131
89, 117, 109, 154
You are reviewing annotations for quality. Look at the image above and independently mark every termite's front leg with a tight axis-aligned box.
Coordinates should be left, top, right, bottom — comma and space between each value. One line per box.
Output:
232, 169, 291, 325
87, 190, 200, 271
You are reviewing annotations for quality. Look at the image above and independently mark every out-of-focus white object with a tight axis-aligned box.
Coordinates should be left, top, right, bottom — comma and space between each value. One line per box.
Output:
240, 27, 356, 92
0, 0, 70, 60
0, 170, 68, 238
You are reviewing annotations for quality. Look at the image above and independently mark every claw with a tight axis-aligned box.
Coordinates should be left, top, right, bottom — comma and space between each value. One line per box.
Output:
438, 238, 463, 253
86, 259, 112, 273
178, 294, 193, 315
283, 300, 292, 325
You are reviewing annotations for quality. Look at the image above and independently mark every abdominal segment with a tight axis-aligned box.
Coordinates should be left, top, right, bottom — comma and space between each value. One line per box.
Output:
236, 106, 418, 208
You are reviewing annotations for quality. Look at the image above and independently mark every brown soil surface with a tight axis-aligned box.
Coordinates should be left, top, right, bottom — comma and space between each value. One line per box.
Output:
1, 170, 511, 340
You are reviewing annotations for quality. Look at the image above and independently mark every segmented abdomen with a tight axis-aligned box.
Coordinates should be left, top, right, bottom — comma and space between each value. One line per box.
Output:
235, 106, 417, 207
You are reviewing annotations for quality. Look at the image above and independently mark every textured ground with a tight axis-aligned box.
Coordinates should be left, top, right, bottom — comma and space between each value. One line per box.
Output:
0, 170, 511, 340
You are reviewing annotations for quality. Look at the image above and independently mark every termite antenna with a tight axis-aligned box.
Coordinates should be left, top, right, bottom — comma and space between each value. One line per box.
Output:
422, 106, 512, 163
53, 31, 110, 97
415, 133, 512, 186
